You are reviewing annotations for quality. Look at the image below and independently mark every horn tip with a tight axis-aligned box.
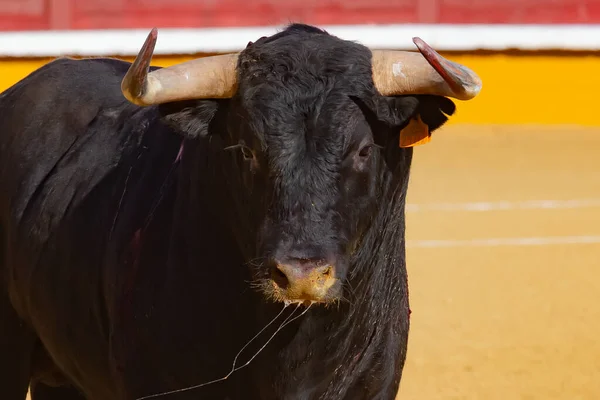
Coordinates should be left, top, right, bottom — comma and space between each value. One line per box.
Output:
121, 27, 160, 106
413, 36, 483, 100
412, 37, 434, 55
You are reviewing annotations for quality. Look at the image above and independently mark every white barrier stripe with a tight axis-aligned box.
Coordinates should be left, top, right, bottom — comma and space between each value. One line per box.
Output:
1, 24, 600, 57
407, 235, 600, 248
405, 199, 600, 213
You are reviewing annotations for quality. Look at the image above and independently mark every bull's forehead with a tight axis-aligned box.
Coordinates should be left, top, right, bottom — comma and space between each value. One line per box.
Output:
245, 88, 364, 163
234, 31, 376, 179
236, 30, 375, 145
255, 94, 368, 214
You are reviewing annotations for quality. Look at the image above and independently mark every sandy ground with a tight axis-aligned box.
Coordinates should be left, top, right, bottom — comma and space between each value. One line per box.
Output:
24, 125, 600, 399
397, 124, 600, 400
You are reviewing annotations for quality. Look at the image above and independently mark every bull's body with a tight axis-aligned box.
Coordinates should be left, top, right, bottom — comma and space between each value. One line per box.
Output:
0, 58, 275, 400
0, 24, 472, 400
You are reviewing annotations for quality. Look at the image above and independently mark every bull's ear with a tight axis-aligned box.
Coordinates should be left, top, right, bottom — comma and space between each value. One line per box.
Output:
158, 99, 227, 139
410, 95, 456, 132
376, 95, 456, 147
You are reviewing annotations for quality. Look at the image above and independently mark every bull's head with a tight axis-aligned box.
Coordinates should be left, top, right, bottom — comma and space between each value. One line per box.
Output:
121, 24, 481, 305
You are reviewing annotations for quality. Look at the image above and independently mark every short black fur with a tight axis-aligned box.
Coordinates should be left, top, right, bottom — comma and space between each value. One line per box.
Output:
0, 23, 455, 400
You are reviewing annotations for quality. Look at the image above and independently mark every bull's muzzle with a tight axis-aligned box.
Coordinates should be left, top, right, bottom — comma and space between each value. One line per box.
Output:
271, 259, 338, 303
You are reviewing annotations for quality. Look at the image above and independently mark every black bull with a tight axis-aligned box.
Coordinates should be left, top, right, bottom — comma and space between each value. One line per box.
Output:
0, 24, 469, 399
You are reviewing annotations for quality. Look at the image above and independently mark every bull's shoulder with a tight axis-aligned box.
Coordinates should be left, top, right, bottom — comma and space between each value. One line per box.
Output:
0, 56, 170, 244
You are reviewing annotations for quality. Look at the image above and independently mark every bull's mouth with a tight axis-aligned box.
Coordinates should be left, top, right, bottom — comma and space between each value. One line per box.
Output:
283, 299, 317, 307
269, 280, 341, 304
268, 283, 341, 305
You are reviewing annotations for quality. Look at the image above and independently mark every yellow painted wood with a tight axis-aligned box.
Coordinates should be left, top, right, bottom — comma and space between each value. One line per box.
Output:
1, 54, 598, 125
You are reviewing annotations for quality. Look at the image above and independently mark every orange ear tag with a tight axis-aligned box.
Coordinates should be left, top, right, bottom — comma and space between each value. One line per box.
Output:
399, 115, 431, 148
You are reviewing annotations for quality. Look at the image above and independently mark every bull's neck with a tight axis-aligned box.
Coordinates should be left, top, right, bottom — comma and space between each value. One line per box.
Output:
166, 142, 412, 398
269, 161, 413, 398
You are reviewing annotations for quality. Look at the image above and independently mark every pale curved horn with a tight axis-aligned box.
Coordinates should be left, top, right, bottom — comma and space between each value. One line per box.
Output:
372, 37, 482, 100
121, 28, 239, 106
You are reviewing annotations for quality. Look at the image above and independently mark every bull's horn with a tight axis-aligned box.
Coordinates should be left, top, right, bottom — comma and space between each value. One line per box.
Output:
372, 37, 482, 100
121, 28, 239, 106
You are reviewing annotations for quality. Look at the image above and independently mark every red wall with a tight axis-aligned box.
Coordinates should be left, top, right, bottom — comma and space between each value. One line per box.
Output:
1, 0, 599, 31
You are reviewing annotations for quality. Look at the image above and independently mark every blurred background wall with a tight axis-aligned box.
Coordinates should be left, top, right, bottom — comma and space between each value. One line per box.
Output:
1, 0, 600, 125
2, 1, 599, 399
1, 0, 600, 30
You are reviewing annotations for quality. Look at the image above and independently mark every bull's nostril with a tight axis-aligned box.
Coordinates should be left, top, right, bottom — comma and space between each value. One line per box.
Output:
271, 266, 289, 289
321, 266, 333, 278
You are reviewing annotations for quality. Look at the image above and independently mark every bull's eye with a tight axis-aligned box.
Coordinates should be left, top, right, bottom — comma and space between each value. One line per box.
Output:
358, 145, 373, 158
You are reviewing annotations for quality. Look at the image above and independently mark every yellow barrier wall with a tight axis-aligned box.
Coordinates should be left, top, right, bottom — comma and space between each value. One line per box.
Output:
1, 54, 599, 126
